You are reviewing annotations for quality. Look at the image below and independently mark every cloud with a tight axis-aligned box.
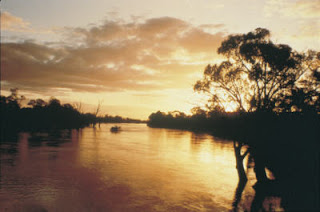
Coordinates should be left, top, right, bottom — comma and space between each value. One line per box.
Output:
293, 0, 320, 18
199, 24, 225, 29
1, 17, 224, 95
1, 11, 62, 37
1, 11, 31, 32
265, 0, 320, 18
264, 0, 320, 50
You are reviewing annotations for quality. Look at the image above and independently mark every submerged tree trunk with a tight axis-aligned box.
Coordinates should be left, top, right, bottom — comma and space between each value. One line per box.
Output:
232, 141, 249, 211
233, 141, 249, 181
251, 148, 268, 182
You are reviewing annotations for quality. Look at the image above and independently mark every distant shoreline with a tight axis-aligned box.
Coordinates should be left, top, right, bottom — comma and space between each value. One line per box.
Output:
147, 111, 320, 145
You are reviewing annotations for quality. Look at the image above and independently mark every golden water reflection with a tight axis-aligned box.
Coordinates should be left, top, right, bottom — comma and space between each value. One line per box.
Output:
0, 123, 257, 211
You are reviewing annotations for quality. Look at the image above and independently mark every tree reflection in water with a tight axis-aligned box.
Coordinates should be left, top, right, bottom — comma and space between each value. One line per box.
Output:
231, 142, 286, 212
231, 136, 319, 212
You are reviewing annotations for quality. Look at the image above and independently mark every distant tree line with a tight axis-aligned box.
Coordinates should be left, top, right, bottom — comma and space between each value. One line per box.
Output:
1, 88, 144, 132
98, 115, 144, 124
148, 110, 319, 143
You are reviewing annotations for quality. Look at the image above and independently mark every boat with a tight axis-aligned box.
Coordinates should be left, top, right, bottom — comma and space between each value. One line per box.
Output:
110, 126, 121, 132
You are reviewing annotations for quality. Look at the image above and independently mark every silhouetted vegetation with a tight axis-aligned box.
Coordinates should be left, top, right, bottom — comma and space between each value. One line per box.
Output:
148, 28, 320, 211
99, 115, 144, 124
149, 28, 319, 132
194, 28, 320, 113
148, 110, 319, 141
1, 88, 144, 133
148, 28, 320, 149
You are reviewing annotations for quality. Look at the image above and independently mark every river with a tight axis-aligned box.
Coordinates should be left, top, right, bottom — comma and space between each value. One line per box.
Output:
0, 123, 271, 211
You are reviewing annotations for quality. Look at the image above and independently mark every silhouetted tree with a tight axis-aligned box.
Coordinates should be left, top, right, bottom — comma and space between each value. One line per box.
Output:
194, 28, 320, 113
28, 98, 47, 108
7, 88, 26, 106
1, 88, 25, 111
92, 100, 103, 127
191, 107, 206, 116
48, 97, 61, 107
73, 101, 83, 113
1, 89, 144, 131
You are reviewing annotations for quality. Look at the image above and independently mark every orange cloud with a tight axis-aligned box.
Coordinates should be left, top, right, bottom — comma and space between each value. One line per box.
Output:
291, 0, 320, 18
1, 11, 61, 38
1, 11, 31, 32
265, 0, 320, 18
1, 17, 224, 96
263, 0, 320, 50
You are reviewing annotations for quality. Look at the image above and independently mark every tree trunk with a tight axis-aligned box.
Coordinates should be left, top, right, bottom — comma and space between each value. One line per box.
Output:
252, 149, 268, 182
232, 141, 249, 210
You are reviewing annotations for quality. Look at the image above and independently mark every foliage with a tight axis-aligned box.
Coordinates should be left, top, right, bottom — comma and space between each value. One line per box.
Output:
194, 28, 320, 113
1, 89, 144, 131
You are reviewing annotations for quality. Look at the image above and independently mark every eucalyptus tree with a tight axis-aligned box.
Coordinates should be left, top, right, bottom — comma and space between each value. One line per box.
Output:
194, 28, 320, 113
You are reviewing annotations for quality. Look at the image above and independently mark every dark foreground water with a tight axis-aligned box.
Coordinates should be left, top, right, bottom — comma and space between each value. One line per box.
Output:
0, 123, 279, 211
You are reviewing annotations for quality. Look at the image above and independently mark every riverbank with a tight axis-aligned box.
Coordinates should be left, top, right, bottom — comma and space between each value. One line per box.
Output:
148, 111, 320, 144
1, 93, 145, 133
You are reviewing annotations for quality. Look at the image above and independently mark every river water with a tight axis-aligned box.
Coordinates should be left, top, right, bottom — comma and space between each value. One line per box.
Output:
0, 123, 263, 211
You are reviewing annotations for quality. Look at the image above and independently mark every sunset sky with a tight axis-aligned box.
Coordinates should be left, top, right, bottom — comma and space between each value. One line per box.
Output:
1, 0, 319, 119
